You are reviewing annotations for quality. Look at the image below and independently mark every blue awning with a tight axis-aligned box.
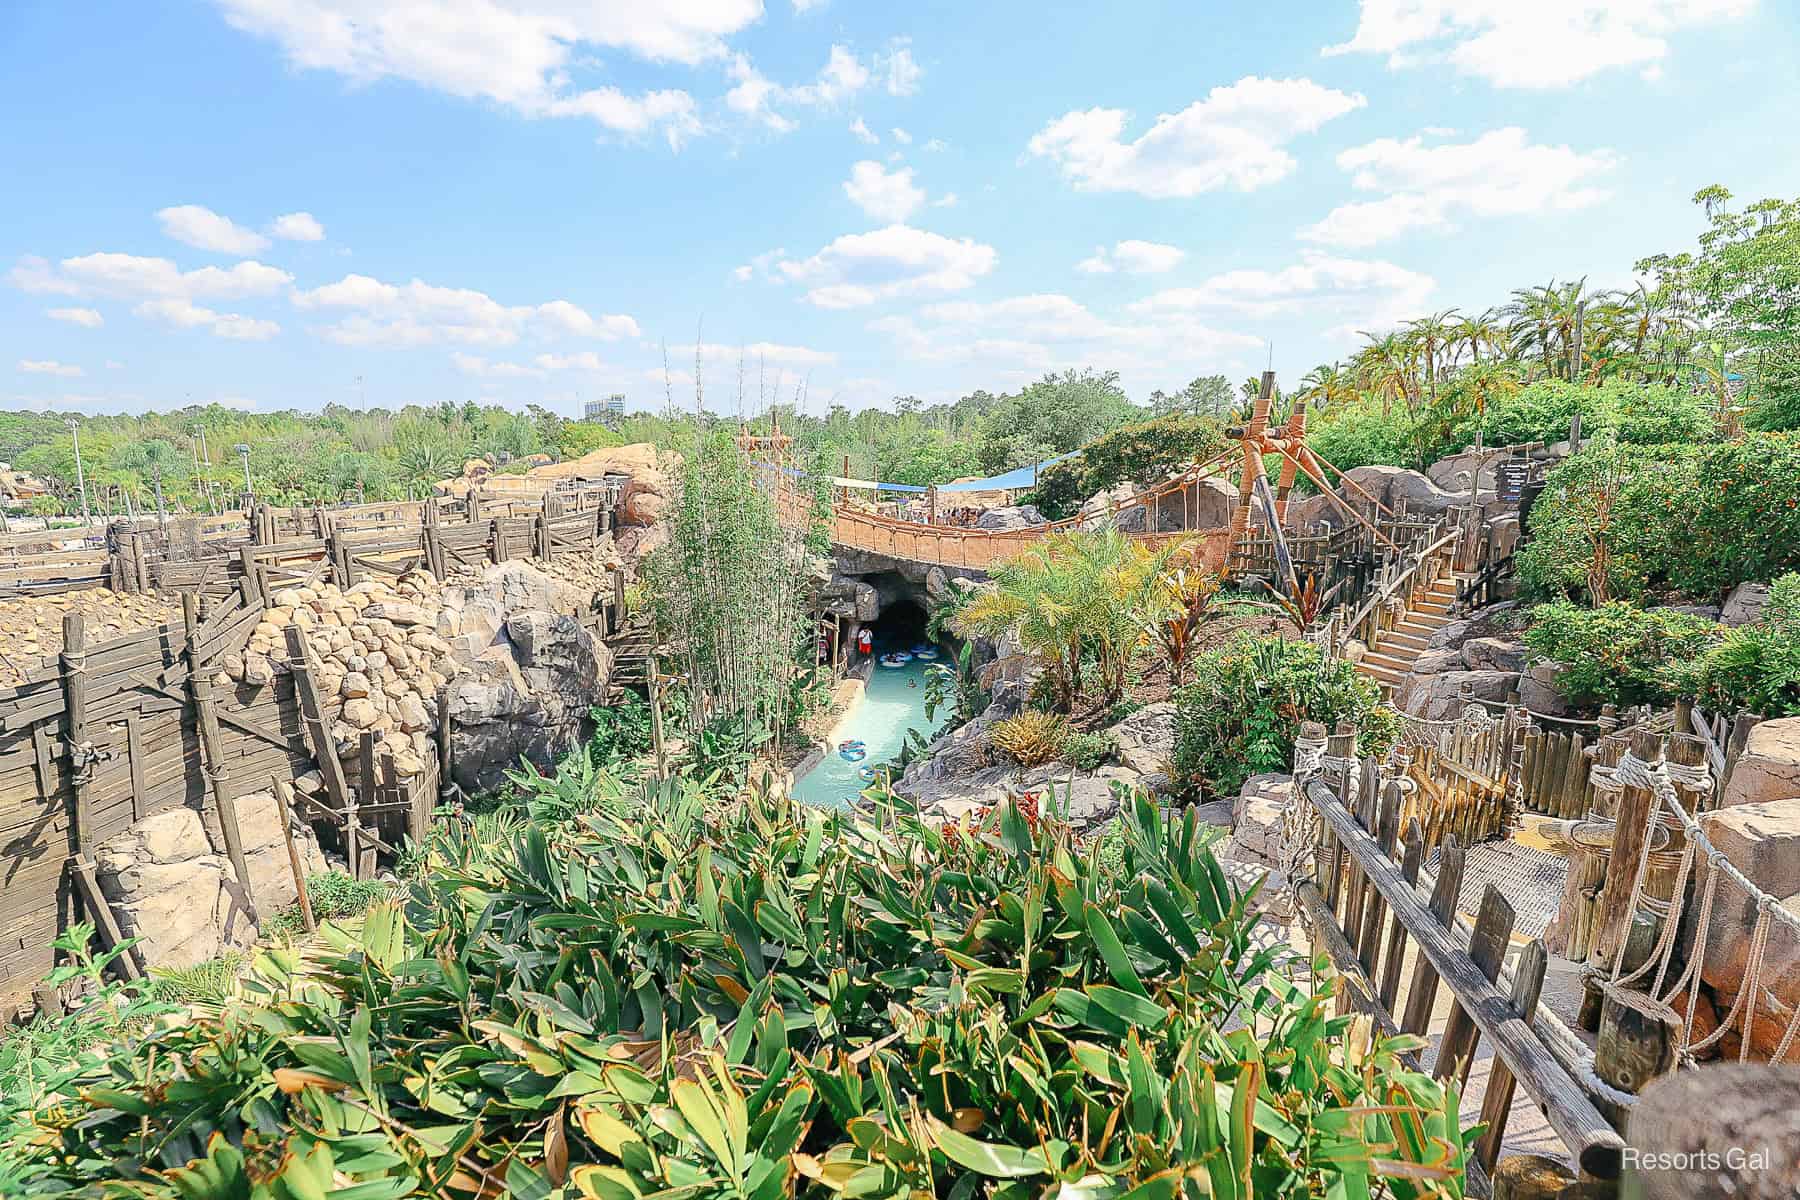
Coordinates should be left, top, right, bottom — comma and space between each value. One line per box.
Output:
933, 452, 1077, 493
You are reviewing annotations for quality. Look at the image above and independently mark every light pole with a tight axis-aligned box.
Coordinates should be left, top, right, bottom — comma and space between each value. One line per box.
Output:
235, 443, 252, 496
66, 417, 91, 527
152, 465, 167, 529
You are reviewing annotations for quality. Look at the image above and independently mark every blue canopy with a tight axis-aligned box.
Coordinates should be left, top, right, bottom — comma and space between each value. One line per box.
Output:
933, 452, 1077, 493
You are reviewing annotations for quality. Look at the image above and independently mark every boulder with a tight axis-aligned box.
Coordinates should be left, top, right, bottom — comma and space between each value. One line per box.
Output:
1229, 773, 1293, 869
1461, 636, 1527, 673
1112, 701, 1176, 776
1392, 669, 1519, 719
231, 790, 328, 913
1723, 582, 1773, 627
1339, 464, 1466, 521
1720, 718, 1800, 809
975, 504, 1046, 531
1517, 660, 1569, 716
363, 601, 428, 627
446, 612, 608, 794
901, 758, 1139, 836
1409, 647, 1463, 676
821, 574, 881, 623
1692, 797, 1800, 1060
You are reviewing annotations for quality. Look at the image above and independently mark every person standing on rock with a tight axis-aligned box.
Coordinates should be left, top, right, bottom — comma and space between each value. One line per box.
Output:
857, 627, 873, 659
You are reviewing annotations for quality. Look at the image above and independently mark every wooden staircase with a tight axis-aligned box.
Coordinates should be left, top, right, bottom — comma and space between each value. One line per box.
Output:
605, 619, 653, 701
1355, 573, 1466, 694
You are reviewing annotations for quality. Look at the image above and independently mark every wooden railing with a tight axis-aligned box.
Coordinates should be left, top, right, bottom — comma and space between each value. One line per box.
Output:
1316, 518, 1462, 657
1298, 755, 1626, 1183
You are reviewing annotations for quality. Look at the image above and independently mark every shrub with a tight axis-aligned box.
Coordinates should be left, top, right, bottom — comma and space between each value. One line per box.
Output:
1519, 433, 1800, 601
1061, 729, 1113, 770
264, 870, 396, 939
1523, 600, 1723, 709
1172, 635, 1395, 796
588, 693, 655, 765
988, 709, 1068, 765
1671, 573, 1800, 716
10, 778, 1474, 1196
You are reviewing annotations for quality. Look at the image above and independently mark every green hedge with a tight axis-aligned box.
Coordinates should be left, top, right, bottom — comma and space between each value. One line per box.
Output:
1523, 601, 1723, 708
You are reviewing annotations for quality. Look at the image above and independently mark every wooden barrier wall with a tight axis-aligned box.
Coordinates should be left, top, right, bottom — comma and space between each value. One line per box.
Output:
0, 481, 622, 600
0, 584, 439, 1011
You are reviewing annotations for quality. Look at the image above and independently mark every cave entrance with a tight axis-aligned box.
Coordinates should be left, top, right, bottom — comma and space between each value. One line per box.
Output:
868, 571, 928, 653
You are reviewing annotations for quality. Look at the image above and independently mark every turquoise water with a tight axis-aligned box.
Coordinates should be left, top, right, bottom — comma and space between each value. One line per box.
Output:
792, 652, 949, 807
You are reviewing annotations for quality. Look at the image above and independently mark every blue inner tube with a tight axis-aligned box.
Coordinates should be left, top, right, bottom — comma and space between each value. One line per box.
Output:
857, 765, 877, 782
911, 644, 939, 660
838, 739, 867, 762
879, 652, 911, 667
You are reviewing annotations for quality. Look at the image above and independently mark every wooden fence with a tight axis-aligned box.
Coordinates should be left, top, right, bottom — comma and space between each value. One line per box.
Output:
1296, 754, 1626, 1187
0, 481, 622, 600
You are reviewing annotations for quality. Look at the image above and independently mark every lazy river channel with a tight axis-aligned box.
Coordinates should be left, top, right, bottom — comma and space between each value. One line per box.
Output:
791, 648, 949, 808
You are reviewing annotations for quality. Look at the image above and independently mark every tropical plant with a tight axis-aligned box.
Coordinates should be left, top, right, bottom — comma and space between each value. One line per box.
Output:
922, 641, 987, 727
987, 710, 1070, 766
1253, 569, 1341, 632
1172, 635, 1396, 797
8, 773, 1474, 1197
1670, 572, 1800, 716
1061, 729, 1113, 770
954, 528, 1188, 709
1148, 565, 1222, 685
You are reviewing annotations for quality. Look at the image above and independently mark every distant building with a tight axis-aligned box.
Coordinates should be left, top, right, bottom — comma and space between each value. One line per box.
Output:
583, 394, 626, 427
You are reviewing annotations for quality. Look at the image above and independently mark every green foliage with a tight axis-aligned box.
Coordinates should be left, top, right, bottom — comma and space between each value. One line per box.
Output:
1519, 433, 1800, 601
265, 871, 397, 940
147, 954, 245, 1007
0, 925, 170, 1190
987, 710, 1069, 766
1669, 573, 1800, 716
1031, 414, 1225, 518
1172, 636, 1396, 797
10, 773, 1471, 1197
647, 430, 813, 753
1061, 729, 1114, 770
560, 420, 624, 459
922, 642, 987, 728
588, 693, 657, 766
1523, 600, 1722, 708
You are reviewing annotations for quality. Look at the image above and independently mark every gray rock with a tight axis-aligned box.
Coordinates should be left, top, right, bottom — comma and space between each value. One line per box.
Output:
1720, 718, 1800, 810
1723, 581, 1773, 627
1340, 464, 1466, 521
1410, 647, 1464, 675
1427, 619, 1474, 650
975, 504, 1046, 531
1517, 660, 1569, 716
1229, 773, 1293, 867
1111, 701, 1176, 776
1392, 669, 1519, 719
1461, 636, 1527, 672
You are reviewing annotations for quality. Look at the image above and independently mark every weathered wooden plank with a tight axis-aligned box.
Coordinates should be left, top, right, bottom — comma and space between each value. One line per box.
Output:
1434, 884, 1515, 1087
1305, 778, 1622, 1179
183, 593, 255, 916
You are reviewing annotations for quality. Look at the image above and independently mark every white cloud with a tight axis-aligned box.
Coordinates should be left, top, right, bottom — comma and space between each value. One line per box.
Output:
452, 350, 608, 378
728, 45, 874, 132
871, 293, 1261, 386
732, 248, 787, 283
1077, 240, 1186, 275
1298, 127, 1616, 247
134, 298, 282, 340
216, 0, 736, 147
924, 137, 947, 152
849, 117, 878, 144
1131, 251, 1437, 337
933, 193, 958, 208
157, 204, 272, 254
20, 359, 84, 377
793, 0, 827, 11
47, 307, 104, 328
1324, 0, 1754, 88
678, 341, 837, 366
12, 252, 292, 301
270, 211, 326, 241
296, 272, 637, 347
1027, 76, 1366, 199
884, 42, 921, 95
843, 161, 926, 223
891, 127, 913, 145
775, 225, 998, 308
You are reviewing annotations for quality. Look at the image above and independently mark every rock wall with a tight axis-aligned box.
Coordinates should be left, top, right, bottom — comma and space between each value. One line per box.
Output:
0, 590, 180, 686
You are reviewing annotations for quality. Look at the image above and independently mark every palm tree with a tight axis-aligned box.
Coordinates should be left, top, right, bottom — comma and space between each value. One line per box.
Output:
1451, 308, 1508, 368
1404, 309, 1460, 407
1352, 330, 1418, 415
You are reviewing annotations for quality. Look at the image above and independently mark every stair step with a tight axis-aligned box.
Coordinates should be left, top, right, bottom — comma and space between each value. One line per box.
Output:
1381, 632, 1430, 652
1358, 664, 1406, 686
1361, 652, 1416, 674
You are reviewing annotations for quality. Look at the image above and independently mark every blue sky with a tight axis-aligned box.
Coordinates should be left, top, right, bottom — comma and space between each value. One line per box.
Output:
5, 0, 1799, 417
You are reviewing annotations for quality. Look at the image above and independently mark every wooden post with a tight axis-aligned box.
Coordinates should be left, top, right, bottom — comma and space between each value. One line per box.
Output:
1490, 1154, 1575, 1200
283, 623, 356, 867
1593, 728, 1663, 966
356, 731, 377, 881
183, 592, 256, 917
1595, 984, 1680, 1094
60, 613, 91, 854
69, 856, 143, 980
1474, 939, 1549, 1172
271, 777, 316, 934
436, 683, 453, 801
1378, 823, 1423, 1013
